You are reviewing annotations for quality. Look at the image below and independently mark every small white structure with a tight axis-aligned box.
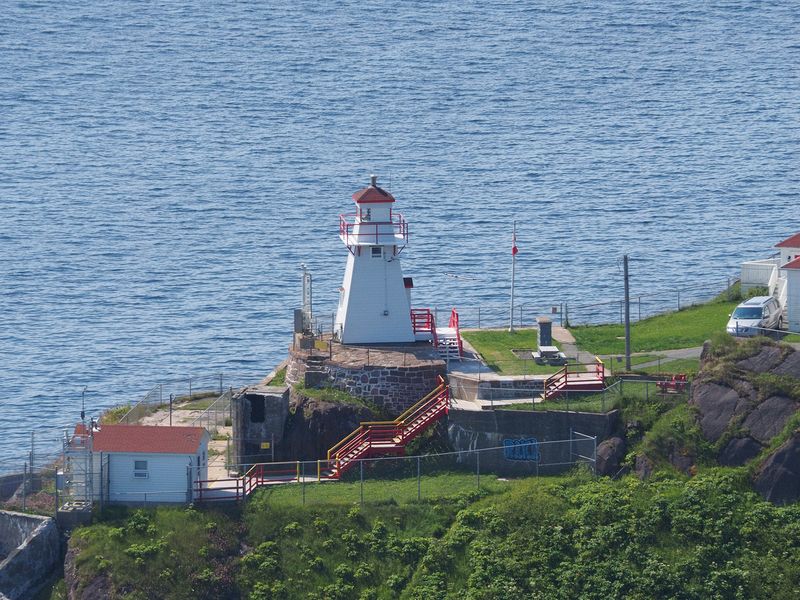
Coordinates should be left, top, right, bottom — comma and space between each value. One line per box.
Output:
335, 176, 416, 344
776, 233, 800, 266
740, 232, 800, 323
783, 257, 800, 331
66, 424, 209, 504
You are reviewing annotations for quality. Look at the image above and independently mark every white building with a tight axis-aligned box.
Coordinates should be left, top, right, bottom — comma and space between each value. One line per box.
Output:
66, 424, 209, 504
783, 257, 800, 331
335, 176, 416, 344
740, 232, 800, 332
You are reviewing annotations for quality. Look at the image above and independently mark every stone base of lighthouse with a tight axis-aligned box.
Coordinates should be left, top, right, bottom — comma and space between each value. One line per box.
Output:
286, 339, 446, 414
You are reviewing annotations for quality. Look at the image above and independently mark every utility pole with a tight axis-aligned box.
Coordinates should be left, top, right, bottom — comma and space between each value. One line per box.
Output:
624, 254, 631, 371
509, 220, 518, 332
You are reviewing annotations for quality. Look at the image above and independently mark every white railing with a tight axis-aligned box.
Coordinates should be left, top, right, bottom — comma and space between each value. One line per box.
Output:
741, 258, 781, 293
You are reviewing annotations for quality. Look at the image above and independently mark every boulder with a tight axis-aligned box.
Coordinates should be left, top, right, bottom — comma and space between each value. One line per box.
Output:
774, 350, 800, 379
595, 436, 626, 476
718, 437, 763, 466
753, 431, 800, 505
690, 381, 754, 442
634, 454, 654, 480
742, 395, 798, 443
736, 345, 785, 373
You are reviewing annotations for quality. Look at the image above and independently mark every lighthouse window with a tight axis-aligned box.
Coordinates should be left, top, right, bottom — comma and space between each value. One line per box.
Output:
371, 247, 383, 258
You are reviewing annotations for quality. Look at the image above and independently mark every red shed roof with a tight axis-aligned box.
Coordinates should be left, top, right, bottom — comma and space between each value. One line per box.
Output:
776, 233, 800, 248
90, 424, 207, 454
783, 256, 800, 270
352, 185, 395, 204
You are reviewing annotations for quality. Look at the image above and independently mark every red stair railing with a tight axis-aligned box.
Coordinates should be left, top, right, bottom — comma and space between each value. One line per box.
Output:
325, 376, 449, 478
448, 308, 463, 357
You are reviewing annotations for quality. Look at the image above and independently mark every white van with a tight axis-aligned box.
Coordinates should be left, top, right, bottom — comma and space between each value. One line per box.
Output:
726, 296, 782, 337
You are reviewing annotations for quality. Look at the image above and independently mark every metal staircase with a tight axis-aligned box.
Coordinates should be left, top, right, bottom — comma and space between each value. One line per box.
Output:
541, 357, 606, 402
410, 308, 463, 360
324, 376, 450, 479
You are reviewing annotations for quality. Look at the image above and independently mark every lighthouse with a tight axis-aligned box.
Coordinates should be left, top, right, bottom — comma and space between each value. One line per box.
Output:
335, 176, 416, 344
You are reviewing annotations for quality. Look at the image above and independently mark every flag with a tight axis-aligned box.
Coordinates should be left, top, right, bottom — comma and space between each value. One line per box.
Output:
512, 229, 518, 256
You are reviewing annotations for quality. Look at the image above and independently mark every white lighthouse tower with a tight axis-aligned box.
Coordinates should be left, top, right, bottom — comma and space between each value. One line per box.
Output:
335, 176, 416, 344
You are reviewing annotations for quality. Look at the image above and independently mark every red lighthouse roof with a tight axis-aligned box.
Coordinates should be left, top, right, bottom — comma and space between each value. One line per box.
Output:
352, 175, 395, 204
775, 233, 800, 248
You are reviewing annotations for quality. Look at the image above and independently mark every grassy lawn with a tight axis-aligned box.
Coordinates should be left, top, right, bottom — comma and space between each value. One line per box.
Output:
252, 471, 512, 507
638, 357, 701, 377
500, 391, 619, 413
461, 329, 568, 375
782, 333, 800, 343
570, 299, 739, 355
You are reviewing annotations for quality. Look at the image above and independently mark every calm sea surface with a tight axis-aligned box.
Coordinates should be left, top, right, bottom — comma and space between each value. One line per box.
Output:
1, 1, 798, 470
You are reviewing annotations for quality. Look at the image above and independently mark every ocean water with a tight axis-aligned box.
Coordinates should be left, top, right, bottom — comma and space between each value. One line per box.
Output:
1, 1, 798, 470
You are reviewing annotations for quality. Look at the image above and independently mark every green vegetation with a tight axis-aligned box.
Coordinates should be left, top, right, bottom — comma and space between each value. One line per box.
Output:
270, 367, 287, 386
783, 333, 800, 343
638, 357, 701, 377
65, 468, 800, 599
99, 404, 132, 424
570, 299, 739, 355
460, 329, 567, 375
294, 383, 384, 415
175, 391, 220, 411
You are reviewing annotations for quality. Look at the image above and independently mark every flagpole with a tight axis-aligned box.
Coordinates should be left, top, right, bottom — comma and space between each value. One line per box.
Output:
509, 220, 516, 332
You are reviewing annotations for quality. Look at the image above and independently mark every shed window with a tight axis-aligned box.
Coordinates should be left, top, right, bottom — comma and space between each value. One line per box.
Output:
371, 247, 382, 258
134, 460, 148, 479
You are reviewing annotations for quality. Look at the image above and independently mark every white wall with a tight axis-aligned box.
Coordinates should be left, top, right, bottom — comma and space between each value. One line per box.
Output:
779, 247, 800, 266
786, 270, 800, 331
336, 246, 414, 344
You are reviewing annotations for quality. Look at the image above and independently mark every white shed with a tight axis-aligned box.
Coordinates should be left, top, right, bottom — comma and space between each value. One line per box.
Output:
776, 233, 800, 267
782, 257, 800, 332
68, 424, 210, 504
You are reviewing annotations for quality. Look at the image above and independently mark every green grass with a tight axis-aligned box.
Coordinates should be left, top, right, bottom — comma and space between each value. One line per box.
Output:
782, 333, 800, 343
570, 299, 739, 355
251, 472, 511, 508
638, 357, 701, 377
270, 366, 287, 386
461, 329, 568, 375
294, 382, 384, 415
174, 392, 219, 411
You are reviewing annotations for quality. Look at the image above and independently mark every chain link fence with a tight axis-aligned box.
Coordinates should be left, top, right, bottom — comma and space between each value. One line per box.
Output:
197, 432, 597, 505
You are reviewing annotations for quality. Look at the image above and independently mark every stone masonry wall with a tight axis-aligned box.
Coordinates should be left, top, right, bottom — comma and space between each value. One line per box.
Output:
286, 351, 446, 415
0, 510, 61, 600
327, 364, 446, 414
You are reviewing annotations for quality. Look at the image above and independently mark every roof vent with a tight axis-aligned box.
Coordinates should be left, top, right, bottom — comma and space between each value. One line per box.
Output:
370, 174, 377, 187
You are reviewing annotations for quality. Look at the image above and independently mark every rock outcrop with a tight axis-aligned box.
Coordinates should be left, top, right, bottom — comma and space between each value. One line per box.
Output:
753, 431, 800, 505
742, 395, 797, 443
718, 437, 762, 466
280, 390, 377, 461
595, 436, 626, 476
690, 381, 754, 442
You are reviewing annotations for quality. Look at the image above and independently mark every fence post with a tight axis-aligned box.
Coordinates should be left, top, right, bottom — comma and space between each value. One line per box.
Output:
478, 306, 481, 329
360, 461, 364, 507
417, 456, 421, 501
302, 462, 306, 506
22, 462, 27, 512
159, 384, 163, 404
677, 291, 681, 310
219, 373, 223, 395
476, 450, 480, 489
189, 377, 192, 401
